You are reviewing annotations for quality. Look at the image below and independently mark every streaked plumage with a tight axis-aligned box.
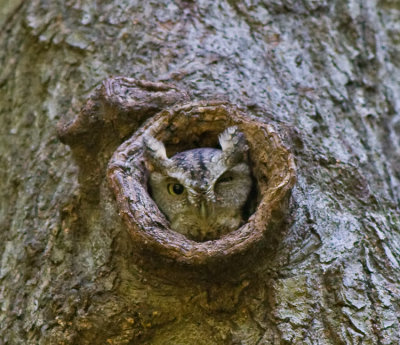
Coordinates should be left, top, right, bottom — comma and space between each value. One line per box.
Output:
144, 127, 252, 241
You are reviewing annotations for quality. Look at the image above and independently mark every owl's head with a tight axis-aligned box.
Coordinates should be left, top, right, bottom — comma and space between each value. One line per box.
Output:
143, 127, 253, 241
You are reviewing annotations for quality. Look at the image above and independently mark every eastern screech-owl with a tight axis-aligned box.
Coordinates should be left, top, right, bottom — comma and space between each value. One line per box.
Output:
144, 127, 252, 241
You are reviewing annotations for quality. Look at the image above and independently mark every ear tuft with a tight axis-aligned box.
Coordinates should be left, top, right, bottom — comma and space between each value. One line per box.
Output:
143, 134, 170, 170
219, 126, 248, 166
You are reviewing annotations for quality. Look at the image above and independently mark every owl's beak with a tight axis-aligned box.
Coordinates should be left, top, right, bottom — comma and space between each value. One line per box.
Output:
199, 200, 208, 219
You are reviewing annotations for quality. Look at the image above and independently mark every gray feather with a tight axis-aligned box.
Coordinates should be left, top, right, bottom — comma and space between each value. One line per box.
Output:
143, 135, 171, 171
219, 126, 248, 167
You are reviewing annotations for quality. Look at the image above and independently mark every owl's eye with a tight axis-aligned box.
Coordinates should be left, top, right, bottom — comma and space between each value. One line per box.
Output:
168, 183, 185, 195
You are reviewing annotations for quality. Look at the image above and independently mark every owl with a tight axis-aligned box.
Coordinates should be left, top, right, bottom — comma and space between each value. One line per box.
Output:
143, 127, 253, 241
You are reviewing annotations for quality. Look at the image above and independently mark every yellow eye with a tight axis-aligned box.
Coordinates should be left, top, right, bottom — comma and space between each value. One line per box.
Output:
168, 183, 185, 195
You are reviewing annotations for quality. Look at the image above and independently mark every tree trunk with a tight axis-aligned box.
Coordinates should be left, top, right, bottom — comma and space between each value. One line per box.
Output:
1, 1, 399, 344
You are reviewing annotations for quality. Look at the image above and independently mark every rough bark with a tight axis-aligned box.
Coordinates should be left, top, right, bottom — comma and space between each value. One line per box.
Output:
1, 1, 399, 344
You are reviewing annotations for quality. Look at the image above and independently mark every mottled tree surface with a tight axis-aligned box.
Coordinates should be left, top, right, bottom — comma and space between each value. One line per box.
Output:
1, 1, 400, 344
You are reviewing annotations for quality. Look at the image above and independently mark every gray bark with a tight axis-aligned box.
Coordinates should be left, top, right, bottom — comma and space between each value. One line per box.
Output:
1, 0, 400, 344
